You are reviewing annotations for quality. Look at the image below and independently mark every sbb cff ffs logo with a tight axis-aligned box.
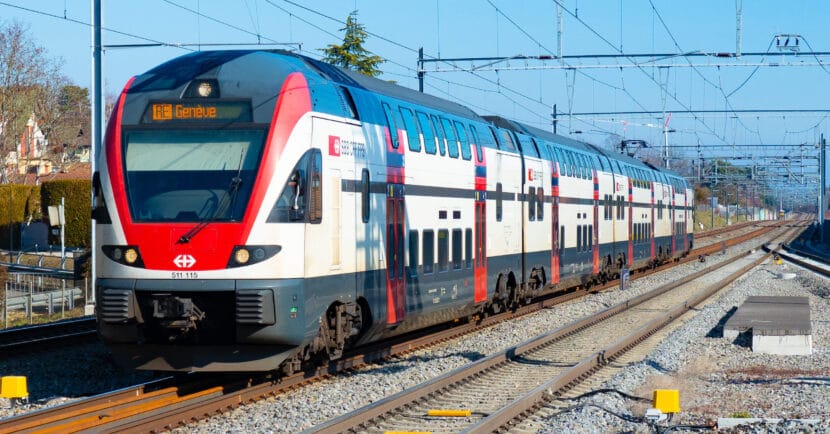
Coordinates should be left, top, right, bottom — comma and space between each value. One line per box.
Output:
329, 135, 341, 156
174, 254, 197, 268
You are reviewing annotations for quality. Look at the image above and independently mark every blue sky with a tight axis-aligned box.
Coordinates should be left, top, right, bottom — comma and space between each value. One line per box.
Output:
2, 0, 829, 182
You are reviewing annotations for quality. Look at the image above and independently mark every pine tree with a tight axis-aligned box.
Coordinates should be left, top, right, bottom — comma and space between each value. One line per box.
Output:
321, 11, 383, 77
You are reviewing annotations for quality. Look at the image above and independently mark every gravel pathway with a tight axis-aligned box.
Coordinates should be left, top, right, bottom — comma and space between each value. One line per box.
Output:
2, 232, 826, 433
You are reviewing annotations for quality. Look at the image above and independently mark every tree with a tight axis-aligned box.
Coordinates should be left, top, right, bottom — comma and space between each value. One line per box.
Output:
320, 11, 383, 77
0, 21, 91, 179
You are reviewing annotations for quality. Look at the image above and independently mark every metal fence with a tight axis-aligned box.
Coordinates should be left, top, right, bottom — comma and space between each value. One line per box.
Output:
2, 273, 89, 328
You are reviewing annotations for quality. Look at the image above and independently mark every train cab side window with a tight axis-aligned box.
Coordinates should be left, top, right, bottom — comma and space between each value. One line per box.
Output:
361, 169, 370, 223
269, 149, 322, 223
381, 102, 399, 149
423, 230, 435, 274
416, 111, 437, 154
408, 230, 419, 276
560, 225, 566, 252
399, 107, 421, 152
496, 182, 503, 222
577, 225, 582, 252
537, 188, 544, 221
441, 118, 459, 158
455, 121, 472, 160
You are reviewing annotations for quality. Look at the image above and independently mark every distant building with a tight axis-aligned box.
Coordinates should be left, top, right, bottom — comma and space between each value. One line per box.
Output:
5, 113, 52, 179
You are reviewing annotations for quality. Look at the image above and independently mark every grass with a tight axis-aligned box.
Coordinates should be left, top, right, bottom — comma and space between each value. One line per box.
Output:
3, 306, 88, 328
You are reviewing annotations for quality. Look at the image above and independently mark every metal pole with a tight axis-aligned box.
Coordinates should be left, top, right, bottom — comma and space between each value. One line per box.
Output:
736, 0, 742, 58
417, 47, 424, 93
91, 0, 103, 304
557, 4, 563, 63
552, 104, 557, 134
60, 197, 65, 262
8, 186, 11, 262
663, 124, 670, 169
820, 133, 826, 241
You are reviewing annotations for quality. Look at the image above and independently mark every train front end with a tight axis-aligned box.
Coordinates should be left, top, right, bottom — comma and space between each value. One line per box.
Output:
94, 51, 314, 371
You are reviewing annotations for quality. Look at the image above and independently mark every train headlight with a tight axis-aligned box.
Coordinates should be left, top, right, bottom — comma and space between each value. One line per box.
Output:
184, 78, 219, 98
235, 248, 250, 264
197, 81, 213, 97
124, 248, 139, 264
228, 245, 281, 268
102, 245, 145, 268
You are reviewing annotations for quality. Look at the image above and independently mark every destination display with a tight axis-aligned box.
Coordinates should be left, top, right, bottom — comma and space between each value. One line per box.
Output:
143, 100, 252, 123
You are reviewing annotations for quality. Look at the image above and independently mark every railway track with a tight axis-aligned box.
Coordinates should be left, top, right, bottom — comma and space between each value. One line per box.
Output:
0, 316, 97, 352
0, 221, 802, 433
308, 225, 800, 433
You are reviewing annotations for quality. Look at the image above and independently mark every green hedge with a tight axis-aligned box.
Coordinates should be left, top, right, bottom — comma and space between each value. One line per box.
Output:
40, 180, 92, 248
0, 184, 40, 250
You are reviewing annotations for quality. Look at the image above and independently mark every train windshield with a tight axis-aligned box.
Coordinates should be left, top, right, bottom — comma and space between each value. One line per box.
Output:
122, 128, 266, 222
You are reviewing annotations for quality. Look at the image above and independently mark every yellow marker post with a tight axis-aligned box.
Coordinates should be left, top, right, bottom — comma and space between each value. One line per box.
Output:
426, 409, 472, 417
652, 389, 680, 414
1, 376, 29, 407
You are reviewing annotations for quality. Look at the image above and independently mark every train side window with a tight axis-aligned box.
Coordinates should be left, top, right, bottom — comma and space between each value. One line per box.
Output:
431, 114, 446, 156
452, 228, 462, 270
537, 188, 544, 221
496, 182, 503, 222
465, 228, 473, 268
488, 126, 501, 150
361, 169, 370, 223
441, 118, 459, 158
469, 125, 484, 162
561, 225, 566, 251
455, 121, 472, 160
438, 229, 449, 272
381, 102, 399, 149
398, 107, 421, 152
498, 129, 516, 152
577, 225, 582, 252
528, 186, 536, 221
416, 111, 437, 154
423, 230, 434, 274
338, 86, 359, 120
408, 230, 419, 276
583, 225, 588, 251
554, 147, 566, 175
588, 225, 593, 250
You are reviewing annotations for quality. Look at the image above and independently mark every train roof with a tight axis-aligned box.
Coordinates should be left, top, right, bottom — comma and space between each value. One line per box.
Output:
296, 54, 485, 121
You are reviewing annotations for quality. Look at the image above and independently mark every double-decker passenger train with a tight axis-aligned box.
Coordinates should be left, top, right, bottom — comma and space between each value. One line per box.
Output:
94, 50, 693, 372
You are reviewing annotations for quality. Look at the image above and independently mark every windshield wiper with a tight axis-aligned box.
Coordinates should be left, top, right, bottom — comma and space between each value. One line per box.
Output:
178, 151, 246, 244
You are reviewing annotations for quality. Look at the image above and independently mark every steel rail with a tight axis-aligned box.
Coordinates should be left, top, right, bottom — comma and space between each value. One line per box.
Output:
0, 317, 97, 351
308, 225, 797, 433
0, 221, 795, 433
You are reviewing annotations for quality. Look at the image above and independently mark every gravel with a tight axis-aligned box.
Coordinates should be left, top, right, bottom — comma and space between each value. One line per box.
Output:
2, 233, 827, 433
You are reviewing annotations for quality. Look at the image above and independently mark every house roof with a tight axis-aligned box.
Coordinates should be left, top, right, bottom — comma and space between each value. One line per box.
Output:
47, 162, 91, 181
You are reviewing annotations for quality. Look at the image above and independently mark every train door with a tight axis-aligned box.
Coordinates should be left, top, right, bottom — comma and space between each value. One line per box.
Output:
386, 185, 406, 324
548, 147, 561, 284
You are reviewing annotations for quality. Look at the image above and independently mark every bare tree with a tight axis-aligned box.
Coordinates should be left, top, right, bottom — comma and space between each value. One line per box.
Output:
0, 21, 66, 179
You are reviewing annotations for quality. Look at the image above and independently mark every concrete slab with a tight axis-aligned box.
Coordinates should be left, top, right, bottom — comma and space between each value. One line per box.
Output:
722, 296, 812, 355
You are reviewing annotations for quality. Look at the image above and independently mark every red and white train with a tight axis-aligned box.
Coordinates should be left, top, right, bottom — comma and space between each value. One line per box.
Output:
93, 50, 693, 372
